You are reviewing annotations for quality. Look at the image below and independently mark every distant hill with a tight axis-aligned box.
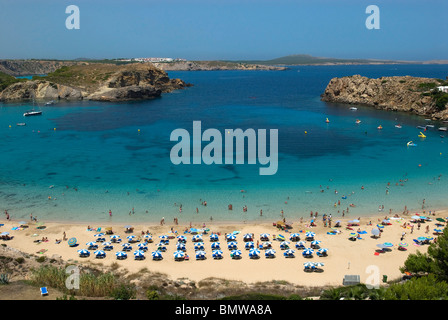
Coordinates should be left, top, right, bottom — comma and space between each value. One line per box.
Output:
232, 54, 414, 66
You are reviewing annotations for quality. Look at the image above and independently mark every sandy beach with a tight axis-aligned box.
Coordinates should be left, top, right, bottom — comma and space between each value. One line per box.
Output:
1, 209, 445, 289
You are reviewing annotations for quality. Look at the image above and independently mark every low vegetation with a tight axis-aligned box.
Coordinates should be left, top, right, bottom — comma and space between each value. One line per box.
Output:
0, 71, 27, 91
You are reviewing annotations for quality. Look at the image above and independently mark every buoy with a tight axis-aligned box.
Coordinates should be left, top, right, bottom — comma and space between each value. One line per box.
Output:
326, 118, 330, 123
54, 128, 56, 131
304, 131, 307, 134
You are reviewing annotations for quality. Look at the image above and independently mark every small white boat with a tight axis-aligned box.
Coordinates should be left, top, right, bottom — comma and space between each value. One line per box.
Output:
349, 107, 357, 111
16, 123, 26, 126
23, 110, 42, 117
439, 127, 448, 132
426, 125, 435, 128
45, 100, 54, 106
395, 124, 402, 129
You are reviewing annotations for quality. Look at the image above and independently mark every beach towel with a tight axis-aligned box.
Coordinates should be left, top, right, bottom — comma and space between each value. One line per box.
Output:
36, 249, 48, 254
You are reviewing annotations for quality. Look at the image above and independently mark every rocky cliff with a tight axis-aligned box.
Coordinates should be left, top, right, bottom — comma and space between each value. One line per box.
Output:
0, 62, 191, 102
321, 75, 448, 120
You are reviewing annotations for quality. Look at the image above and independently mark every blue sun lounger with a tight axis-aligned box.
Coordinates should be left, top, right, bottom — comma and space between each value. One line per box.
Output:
40, 287, 48, 296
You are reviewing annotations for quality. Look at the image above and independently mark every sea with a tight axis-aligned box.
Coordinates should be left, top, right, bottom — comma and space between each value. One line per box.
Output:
1, 64, 448, 225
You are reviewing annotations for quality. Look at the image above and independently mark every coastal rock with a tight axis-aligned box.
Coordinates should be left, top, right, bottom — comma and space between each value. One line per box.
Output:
88, 85, 162, 102
321, 75, 448, 120
0, 63, 191, 102
0, 80, 83, 102
0, 59, 81, 77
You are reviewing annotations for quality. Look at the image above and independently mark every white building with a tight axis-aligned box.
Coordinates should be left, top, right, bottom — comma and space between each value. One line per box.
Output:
437, 86, 448, 93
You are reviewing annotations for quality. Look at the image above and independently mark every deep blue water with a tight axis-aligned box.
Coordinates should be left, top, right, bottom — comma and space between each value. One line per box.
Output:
1, 64, 448, 224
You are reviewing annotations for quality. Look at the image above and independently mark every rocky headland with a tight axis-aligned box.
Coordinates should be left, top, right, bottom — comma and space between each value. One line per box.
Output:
321, 75, 448, 120
0, 63, 191, 102
152, 60, 288, 71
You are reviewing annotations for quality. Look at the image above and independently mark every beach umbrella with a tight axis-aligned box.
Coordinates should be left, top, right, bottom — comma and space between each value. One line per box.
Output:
261, 241, 272, 249
127, 235, 137, 241
192, 235, 203, 242
226, 234, 237, 241
143, 234, 153, 242
436, 218, 446, 223
173, 250, 185, 260
417, 237, 427, 241
284, 249, 295, 257
276, 234, 286, 241
411, 215, 421, 220
305, 232, 315, 239
249, 249, 261, 258
115, 251, 127, 259
295, 241, 306, 249
133, 250, 145, 260
303, 262, 315, 269
96, 237, 106, 243
211, 242, 221, 250
151, 251, 163, 260
302, 248, 314, 257
434, 229, 443, 234
110, 235, 121, 242
314, 262, 325, 267
194, 242, 205, 250
137, 243, 148, 251
317, 248, 328, 255
196, 250, 206, 260
426, 237, 434, 241
289, 233, 301, 241
245, 242, 254, 250
102, 242, 113, 250
311, 240, 321, 246
122, 243, 132, 251
77, 249, 90, 257
94, 250, 106, 258
209, 234, 219, 242
94, 233, 105, 237
243, 233, 253, 241
227, 242, 238, 250
190, 228, 198, 234
157, 244, 167, 252
68, 237, 77, 247
231, 250, 242, 258
265, 249, 276, 257
349, 233, 357, 238
212, 250, 223, 259
371, 228, 381, 237
280, 241, 290, 249
399, 242, 408, 247
383, 242, 393, 247
86, 242, 98, 250
260, 233, 270, 240
177, 235, 187, 243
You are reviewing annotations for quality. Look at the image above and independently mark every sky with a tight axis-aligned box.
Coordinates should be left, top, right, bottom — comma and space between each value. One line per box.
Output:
0, 0, 447, 61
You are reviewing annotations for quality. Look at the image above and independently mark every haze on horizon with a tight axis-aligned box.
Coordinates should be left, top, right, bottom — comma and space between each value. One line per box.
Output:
0, 0, 447, 62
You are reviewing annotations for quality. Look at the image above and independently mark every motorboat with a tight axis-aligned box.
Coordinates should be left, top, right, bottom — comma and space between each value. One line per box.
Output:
16, 123, 26, 126
407, 141, 417, 147
377, 125, 383, 130
439, 127, 448, 132
45, 100, 54, 105
395, 124, 402, 129
349, 107, 357, 111
23, 110, 42, 117
355, 119, 361, 124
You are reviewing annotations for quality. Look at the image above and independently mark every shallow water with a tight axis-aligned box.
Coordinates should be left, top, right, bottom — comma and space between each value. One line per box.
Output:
1, 64, 448, 224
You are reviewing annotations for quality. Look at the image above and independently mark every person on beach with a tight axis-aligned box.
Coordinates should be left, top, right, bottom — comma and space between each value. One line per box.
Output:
260, 209, 262, 216
160, 217, 165, 226
109, 210, 112, 217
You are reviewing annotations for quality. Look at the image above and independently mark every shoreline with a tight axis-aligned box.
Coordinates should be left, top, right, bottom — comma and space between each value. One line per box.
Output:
1, 209, 445, 288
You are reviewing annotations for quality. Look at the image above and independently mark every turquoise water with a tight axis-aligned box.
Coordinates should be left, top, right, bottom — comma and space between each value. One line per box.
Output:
1, 64, 448, 224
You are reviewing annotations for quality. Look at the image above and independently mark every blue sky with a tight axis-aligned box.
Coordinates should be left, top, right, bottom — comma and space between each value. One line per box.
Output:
0, 0, 447, 61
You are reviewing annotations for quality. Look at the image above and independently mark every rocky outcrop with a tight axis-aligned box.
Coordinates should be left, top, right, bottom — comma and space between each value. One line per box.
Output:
0, 80, 83, 102
0, 63, 191, 102
321, 75, 448, 120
